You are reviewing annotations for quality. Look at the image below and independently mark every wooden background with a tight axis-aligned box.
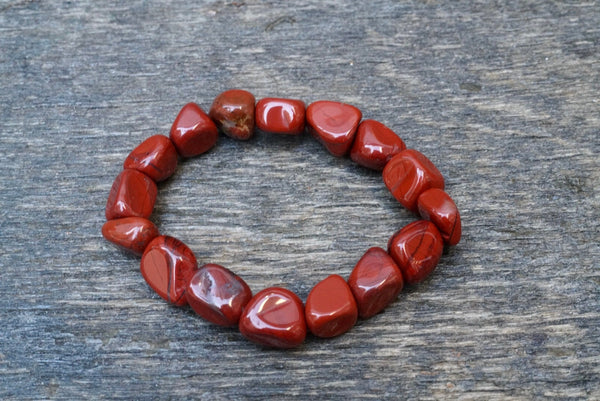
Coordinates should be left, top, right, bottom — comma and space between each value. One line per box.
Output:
0, 0, 598, 400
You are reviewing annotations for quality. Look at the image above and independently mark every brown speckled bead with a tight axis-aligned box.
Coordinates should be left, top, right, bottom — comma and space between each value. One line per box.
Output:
209, 89, 256, 140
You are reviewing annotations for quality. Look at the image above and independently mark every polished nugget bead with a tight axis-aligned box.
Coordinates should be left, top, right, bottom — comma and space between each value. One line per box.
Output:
382, 149, 444, 213
350, 119, 406, 170
305, 274, 358, 338
170, 102, 218, 158
388, 220, 444, 285
417, 188, 461, 246
101, 217, 159, 256
186, 264, 252, 327
209, 89, 256, 140
140, 236, 198, 306
123, 135, 178, 182
255, 97, 306, 135
239, 287, 306, 348
348, 247, 404, 319
105, 169, 157, 220
306, 100, 362, 156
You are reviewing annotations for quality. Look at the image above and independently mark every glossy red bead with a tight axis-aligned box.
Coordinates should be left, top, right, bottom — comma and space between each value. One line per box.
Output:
305, 275, 358, 338
140, 236, 198, 306
417, 188, 462, 246
239, 287, 306, 348
101, 217, 159, 256
123, 135, 178, 182
382, 149, 445, 213
350, 119, 406, 170
255, 97, 306, 135
185, 264, 252, 327
348, 247, 404, 319
170, 102, 218, 158
105, 169, 157, 220
306, 100, 362, 156
209, 89, 256, 140
388, 220, 444, 285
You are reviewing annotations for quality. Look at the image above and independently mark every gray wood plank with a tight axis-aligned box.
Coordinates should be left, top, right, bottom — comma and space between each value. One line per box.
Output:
0, 0, 598, 399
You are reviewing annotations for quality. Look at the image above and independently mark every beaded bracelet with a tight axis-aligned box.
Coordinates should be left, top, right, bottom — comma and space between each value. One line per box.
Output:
102, 89, 461, 349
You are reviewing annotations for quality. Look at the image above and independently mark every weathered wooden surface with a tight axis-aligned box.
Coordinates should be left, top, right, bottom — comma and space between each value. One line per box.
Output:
0, 0, 598, 399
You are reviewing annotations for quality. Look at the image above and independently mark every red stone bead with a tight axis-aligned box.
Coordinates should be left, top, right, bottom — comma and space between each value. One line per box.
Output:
170, 102, 218, 158
348, 247, 404, 319
417, 188, 462, 246
140, 236, 198, 306
238, 287, 306, 348
209, 89, 256, 140
382, 149, 445, 213
306, 100, 362, 156
185, 263, 252, 327
388, 220, 444, 285
305, 275, 358, 338
101, 217, 159, 256
105, 169, 157, 220
123, 135, 178, 182
255, 97, 306, 135
350, 119, 406, 170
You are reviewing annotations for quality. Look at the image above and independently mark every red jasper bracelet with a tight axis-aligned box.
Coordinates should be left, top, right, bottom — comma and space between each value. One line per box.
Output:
102, 89, 462, 349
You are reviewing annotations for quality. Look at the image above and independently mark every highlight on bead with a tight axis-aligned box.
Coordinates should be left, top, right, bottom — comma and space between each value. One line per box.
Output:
102, 89, 462, 349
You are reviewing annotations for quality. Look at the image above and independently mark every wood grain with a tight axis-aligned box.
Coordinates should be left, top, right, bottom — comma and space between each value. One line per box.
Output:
0, 0, 598, 399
